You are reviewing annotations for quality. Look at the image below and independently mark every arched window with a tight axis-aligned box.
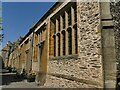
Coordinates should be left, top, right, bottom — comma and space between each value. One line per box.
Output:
53, 36, 56, 57
62, 31, 66, 55
40, 31, 42, 42
57, 34, 60, 56
62, 13, 65, 29
68, 8, 71, 26
51, 2, 78, 57
68, 28, 72, 55
53, 21, 56, 34
58, 17, 60, 31
74, 5, 77, 23
74, 25, 78, 54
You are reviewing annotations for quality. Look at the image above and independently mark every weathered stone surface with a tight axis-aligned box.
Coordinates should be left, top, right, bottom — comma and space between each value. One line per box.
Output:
44, 75, 97, 88
46, 2, 104, 88
3, 1, 120, 88
48, 58, 103, 87
110, 1, 120, 76
77, 1, 103, 87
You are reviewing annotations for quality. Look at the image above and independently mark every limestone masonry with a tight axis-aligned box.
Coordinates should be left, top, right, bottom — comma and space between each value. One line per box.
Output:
2, 0, 120, 88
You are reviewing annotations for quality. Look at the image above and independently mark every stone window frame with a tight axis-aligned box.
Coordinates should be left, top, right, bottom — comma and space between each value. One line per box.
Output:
73, 24, 78, 54
53, 21, 56, 34
61, 30, 66, 55
67, 8, 72, 26
37, 24, 46, 44
73, 5, 77, 23
57, 33, 60, 56
67, 27, 72, 55
34, 23, 46, 62
58, 17, 60, 32
53, 35, 56, 57
51, 2, 78, 58
62, 13, 65, 29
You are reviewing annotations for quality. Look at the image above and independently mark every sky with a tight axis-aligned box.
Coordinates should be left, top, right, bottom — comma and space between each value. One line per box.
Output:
2, 2, 55, 47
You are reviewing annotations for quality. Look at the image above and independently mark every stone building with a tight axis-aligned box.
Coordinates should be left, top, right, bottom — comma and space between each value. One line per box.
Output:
2, 0, 120, 88
18, 30, 34, 73
2, 41, 13, 68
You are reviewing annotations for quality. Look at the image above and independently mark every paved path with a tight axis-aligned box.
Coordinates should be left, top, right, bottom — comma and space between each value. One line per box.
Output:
0, 70, 45, 88
2, 80, 44, 88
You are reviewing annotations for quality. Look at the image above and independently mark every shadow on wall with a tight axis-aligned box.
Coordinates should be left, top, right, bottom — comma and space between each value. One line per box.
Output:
0, 56, 5, 69
1, 71, 27, 85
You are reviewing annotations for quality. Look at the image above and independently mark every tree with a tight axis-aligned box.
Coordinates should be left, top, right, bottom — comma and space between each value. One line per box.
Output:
0, 17, 3, 45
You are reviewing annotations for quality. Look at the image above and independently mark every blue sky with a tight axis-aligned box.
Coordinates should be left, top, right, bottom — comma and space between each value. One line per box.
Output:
2, 2, 55, 47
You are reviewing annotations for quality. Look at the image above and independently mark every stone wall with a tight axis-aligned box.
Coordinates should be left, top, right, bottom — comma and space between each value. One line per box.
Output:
99, 2, 117, 88
110, 1, 120, 76
32, 61, 39, 72
46, 2, 104, 88
78, 1, 103, 82
44, 74, 97, 88
47, 57, 102, 88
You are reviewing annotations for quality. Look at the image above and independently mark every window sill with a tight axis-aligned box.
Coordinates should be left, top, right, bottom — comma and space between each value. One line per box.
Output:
50, 54, 78, 60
